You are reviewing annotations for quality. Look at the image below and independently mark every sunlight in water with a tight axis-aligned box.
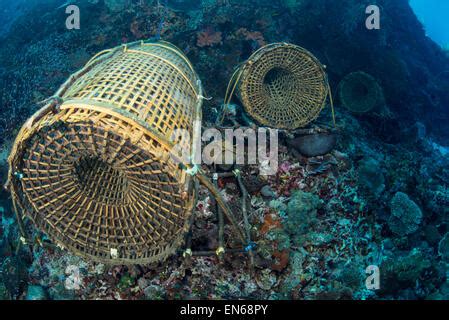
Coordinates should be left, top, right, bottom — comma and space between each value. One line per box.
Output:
410, 0, 449, 47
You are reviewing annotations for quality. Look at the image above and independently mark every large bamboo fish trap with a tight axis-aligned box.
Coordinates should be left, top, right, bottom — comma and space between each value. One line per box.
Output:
6, 41, 246, 265
223, 43, 334, 130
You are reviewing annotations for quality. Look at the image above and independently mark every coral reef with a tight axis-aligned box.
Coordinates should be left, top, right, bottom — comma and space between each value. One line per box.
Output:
357, 157, 385, 198
285, 190, 322, 239
25, 285, 48, 300
104, 0, 128, 12
0, 0, 448, 301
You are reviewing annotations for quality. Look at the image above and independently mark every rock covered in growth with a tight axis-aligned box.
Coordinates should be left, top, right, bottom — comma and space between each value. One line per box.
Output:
287, 132, 337, 158
381, 248, 433, 295
0, 282, 9, 300
0, 256, 28, 299
388, 192, 422, 236
285, 190, 322, 236
438, 233, 449, 262
357, 157, 385, 198
280, 250, 306, 296
25, 285, 47, 300
104, 0, 128, 12
260, 185, 276, 198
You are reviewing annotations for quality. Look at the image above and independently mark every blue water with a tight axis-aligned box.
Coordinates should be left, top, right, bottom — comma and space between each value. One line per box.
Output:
410, 0, 449, 48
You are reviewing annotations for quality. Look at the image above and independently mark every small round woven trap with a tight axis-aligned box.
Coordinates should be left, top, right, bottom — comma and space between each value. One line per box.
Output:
338, 71, 385, 113
238, 43, 328, 129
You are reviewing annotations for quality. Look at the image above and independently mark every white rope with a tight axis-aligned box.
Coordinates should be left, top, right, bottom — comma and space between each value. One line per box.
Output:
197, 94, 213, 101
185, 165, 200, 176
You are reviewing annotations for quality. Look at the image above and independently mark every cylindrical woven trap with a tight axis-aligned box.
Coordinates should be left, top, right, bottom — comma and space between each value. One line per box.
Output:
232, 43, 329, 130
338, 71, 385, 113
7, 41, 203, 264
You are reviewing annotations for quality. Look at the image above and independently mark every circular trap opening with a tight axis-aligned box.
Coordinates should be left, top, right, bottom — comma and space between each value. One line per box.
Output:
239, 43, 328, 129
338, 71, 385, 113
263, 67, 297, 106
74, 156, 129, 205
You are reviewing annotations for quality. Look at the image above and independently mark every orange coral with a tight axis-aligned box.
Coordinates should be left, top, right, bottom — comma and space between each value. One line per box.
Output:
260, 213, 282, 235
197, 28, 223, 47
235, 28, 266, 47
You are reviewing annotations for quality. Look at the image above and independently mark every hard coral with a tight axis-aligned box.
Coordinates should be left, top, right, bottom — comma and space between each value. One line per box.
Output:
282, 0, 306, 11
388, 192, 422, 236
285, 190, 322, 237
260, 213, 282, 235
104, 0, 128, 12
130, 20, 144, 39
271, 250, 289, 272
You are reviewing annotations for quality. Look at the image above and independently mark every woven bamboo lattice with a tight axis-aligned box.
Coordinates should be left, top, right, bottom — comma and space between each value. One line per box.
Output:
7, 41, 204, 265
338, 71, 385, 114
231, 43, 329, 130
